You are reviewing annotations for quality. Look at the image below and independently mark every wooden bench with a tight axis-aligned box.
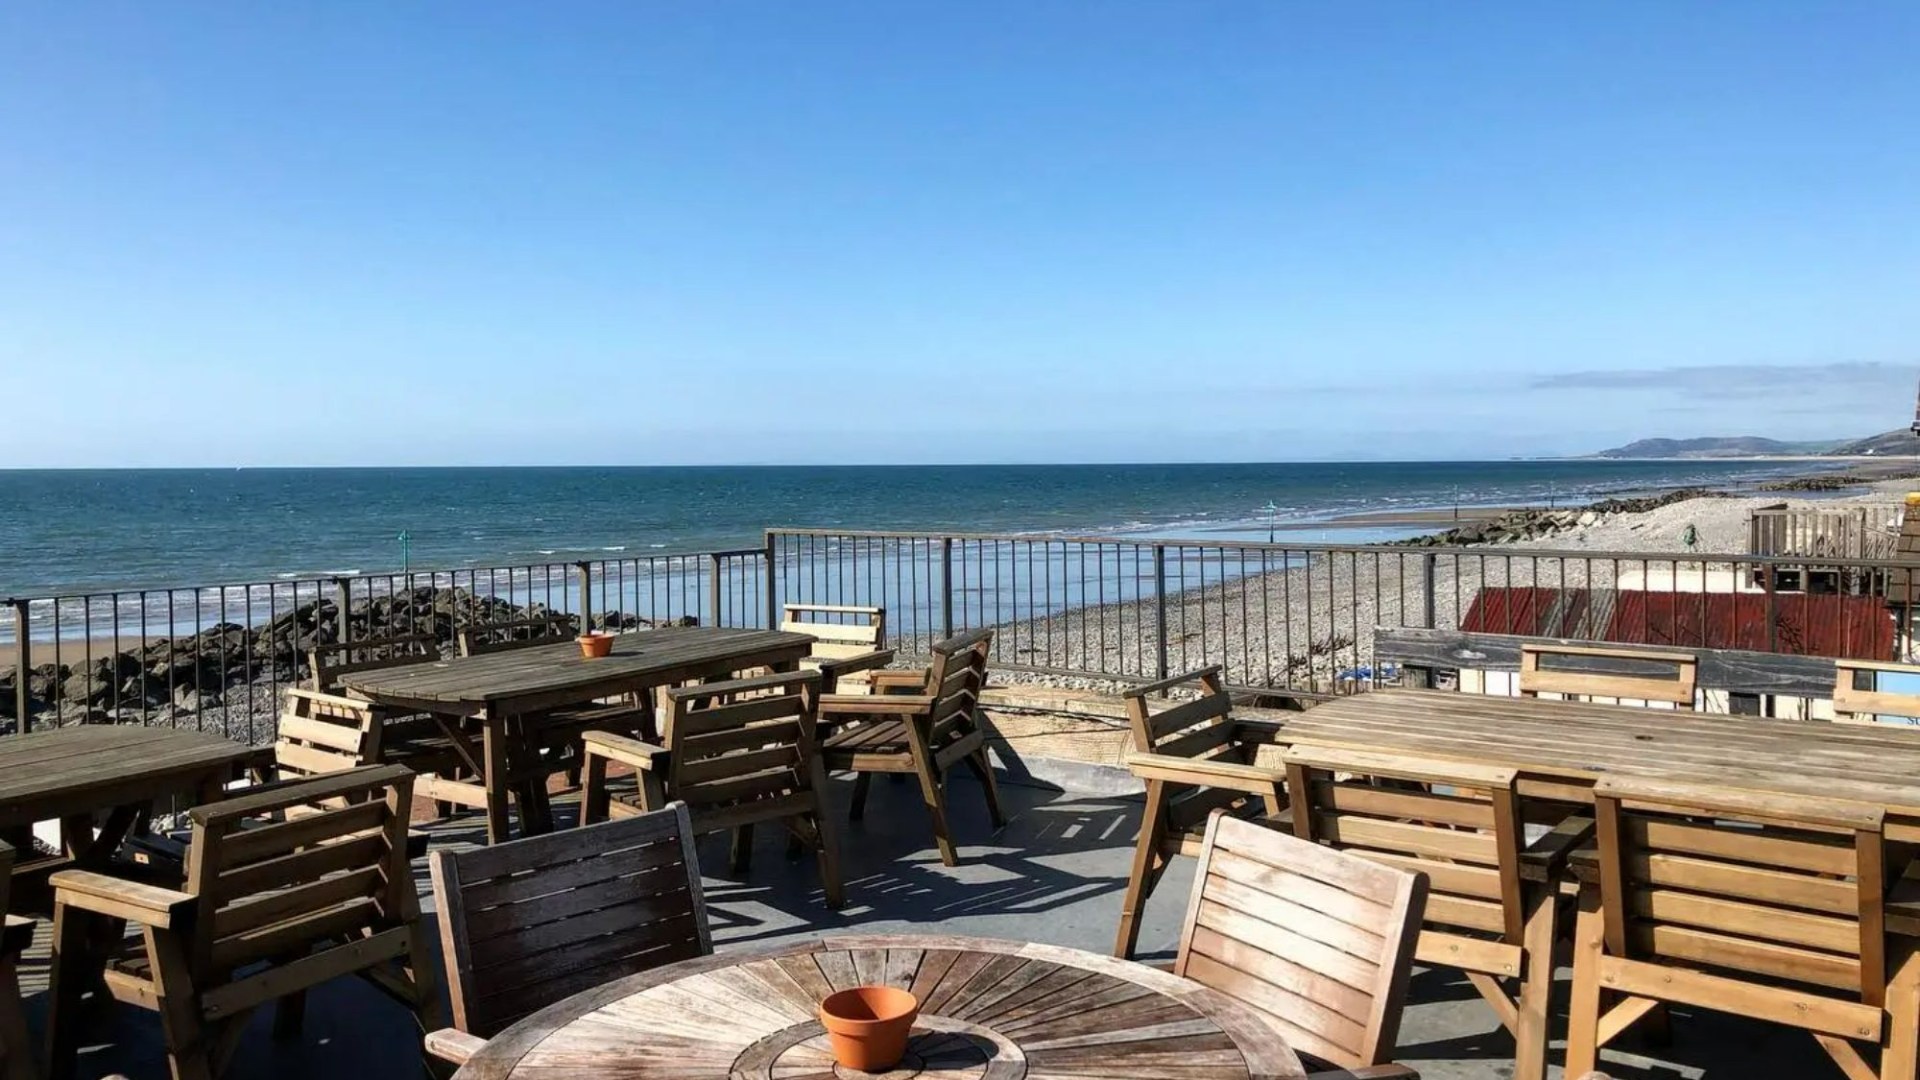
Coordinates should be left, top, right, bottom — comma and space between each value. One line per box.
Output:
455, 614, 581, 657
307, 632, 440, 692
1520, 642, 1697, 709
780, 603, 893, 692
1833, 659, 1920, 726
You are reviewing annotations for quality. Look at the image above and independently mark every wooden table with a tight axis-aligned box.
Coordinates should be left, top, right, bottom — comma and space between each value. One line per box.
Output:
1277, 688, 1920, 840
0, 726, 253, 909
453, 934, 1305, 1080
342, 627, 814, 843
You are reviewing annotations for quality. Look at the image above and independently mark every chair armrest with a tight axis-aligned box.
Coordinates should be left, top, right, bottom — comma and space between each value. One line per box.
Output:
1124, 752, 1286, 795
869, 668, 931, 693
819, 694, 936, 717
49, 869, 196, 929
1230, 718, 1288, 745
1519, 814, 1595, 883
424, 1028, 488, 1065
814, 649, 898, 689
580, 730, 672, 772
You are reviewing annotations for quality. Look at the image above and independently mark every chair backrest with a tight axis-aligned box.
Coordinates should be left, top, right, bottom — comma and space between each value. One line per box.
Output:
308, 632, 440, 691
182, 764, 418, 988
1123, 666, 1237, 758
1175, 812, 1427, 1070
1282, 747, 1529, 947
657, 671, 824, 831
275, 689, 383, 789
781, 604, 886, 661
1590, 777, 1885, 1003
921, 628, 993, 733
429, 802, 711, 1038
1519, 643, 1696, 708
1832, 659, 1920, 725
455, 614, 582, 657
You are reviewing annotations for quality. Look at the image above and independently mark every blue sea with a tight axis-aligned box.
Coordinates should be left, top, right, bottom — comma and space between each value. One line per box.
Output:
0, 461, 1837, 598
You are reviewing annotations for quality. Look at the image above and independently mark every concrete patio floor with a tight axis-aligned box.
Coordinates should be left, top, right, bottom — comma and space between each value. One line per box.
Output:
15, 769, 1856, 1079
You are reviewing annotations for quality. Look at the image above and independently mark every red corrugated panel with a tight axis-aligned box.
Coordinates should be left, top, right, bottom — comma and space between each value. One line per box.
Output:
1460, 587, 1568, 637
1459, 587, 1895, 660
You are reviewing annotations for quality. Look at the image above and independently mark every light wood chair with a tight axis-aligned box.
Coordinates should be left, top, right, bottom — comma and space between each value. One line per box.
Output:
815, 628, 1003, 867
0, 843, 37, 1080
780, 603, 892, 692
1173, 811, 1427, 1077
44, 765, 443, 1080
1518, 642, 1696, 709
1114, 666, 1286, 959
423, 802, 711, 1067
578, 671, 844, 908
1282, 746, 1591, 1080
307, 632, 440, 692
1833, 659, 1920, 725
1564, 777, 1920, 1080
454, 613, 581, 657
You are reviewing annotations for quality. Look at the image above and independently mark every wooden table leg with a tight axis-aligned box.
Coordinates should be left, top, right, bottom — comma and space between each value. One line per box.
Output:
482, 716, 511, 845
1511, 883, 1557, 1080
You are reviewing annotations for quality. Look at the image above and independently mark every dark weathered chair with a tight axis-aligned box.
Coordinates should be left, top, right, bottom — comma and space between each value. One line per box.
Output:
423, 802, 711, 1067
454, 614, 580, 657
579, 670, 843, 907
1282, 745, 1590, 1080
1113, 666, 1286, 958
1518, 642, 1696, 709
307, 632, 440, 692
0, 842, 37, 1080
815, 628, 1003, 867
780, 603, 893, 692
45, 765, 443, 1080
1565, 777, 1920, 1080
1173, 811, 1427, 1078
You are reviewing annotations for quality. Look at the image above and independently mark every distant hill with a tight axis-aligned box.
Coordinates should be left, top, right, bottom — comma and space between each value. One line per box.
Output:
1826, 429, 1920, 456
1593, 436, 1840, 459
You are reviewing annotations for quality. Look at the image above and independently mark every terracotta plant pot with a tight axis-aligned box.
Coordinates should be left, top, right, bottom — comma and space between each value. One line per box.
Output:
818, 986, 919, 1072
577, 633, 614, 659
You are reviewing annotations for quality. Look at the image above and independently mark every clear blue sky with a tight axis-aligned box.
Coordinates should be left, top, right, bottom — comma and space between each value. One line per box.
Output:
2, 3, 1915, 466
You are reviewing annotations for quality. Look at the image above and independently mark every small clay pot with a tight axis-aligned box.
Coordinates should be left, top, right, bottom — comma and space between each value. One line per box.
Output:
577, 633, 615, 659
818, 986, 919, 1072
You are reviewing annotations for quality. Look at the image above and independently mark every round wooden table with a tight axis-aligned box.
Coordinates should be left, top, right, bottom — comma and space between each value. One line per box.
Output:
455, 934, 1305, 1079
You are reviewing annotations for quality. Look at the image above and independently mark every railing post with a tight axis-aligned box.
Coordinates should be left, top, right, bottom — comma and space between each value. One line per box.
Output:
763, 533, 779, 630
707, 553, 723, 629
10, 599, 29, 734
941, 538, 955, 639
1153, 545, 1169, 689
575, 562, 594, 631
332, 577, 353, 643
1422, 553, 1437, 629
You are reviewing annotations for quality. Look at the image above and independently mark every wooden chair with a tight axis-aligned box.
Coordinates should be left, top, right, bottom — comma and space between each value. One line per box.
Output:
780, 603, 892, 692
815, 628, 1003, 867
454, 613, 580, 657
1173, 811, 1427, 1077
577, 671, 844, 908
1564, 777, 1920, 1080
1114, 666, 1286, 959
1282, 746, 1591, 1080
44, 765, 443, 1080
306, 632, 440, 692
0, 843, 37, 1080
1833, 659, 1920, 725
423, 802, 712, 1067
1518, 642, 1696, 709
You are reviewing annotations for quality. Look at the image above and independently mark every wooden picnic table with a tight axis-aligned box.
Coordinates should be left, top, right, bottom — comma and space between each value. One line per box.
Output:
1274, 689, 1920, 840
341, 627, 814, 843
0, 726, 253, 910
452, 933, 1306, 1080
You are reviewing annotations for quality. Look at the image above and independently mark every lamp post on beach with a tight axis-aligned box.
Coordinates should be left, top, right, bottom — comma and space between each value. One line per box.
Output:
398, 531, 411, 574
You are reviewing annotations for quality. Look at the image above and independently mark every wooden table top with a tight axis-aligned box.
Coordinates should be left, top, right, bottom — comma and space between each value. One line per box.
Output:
341, 627, 815, 715
454, 934, 1305, 1080
0, 725, 254, 828
1281, 689, 1920, 821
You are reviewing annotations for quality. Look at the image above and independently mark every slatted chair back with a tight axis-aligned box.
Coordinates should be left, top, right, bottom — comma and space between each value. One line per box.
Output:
1518, 643, 1697, 708
307, 632, 439, 691
780, 603, 886, 661
429, 802, 711, 1039
182, 764, 422, 997
1568, 777, 1899, 1077
657, 671, 826, 833
920, 627, 993, 736
455, 614, 582, 657
275, 688, 384, 789
1175, 812, 1427, 1071
1124, 665, 1238, 757
1832, 659, 1920, 725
